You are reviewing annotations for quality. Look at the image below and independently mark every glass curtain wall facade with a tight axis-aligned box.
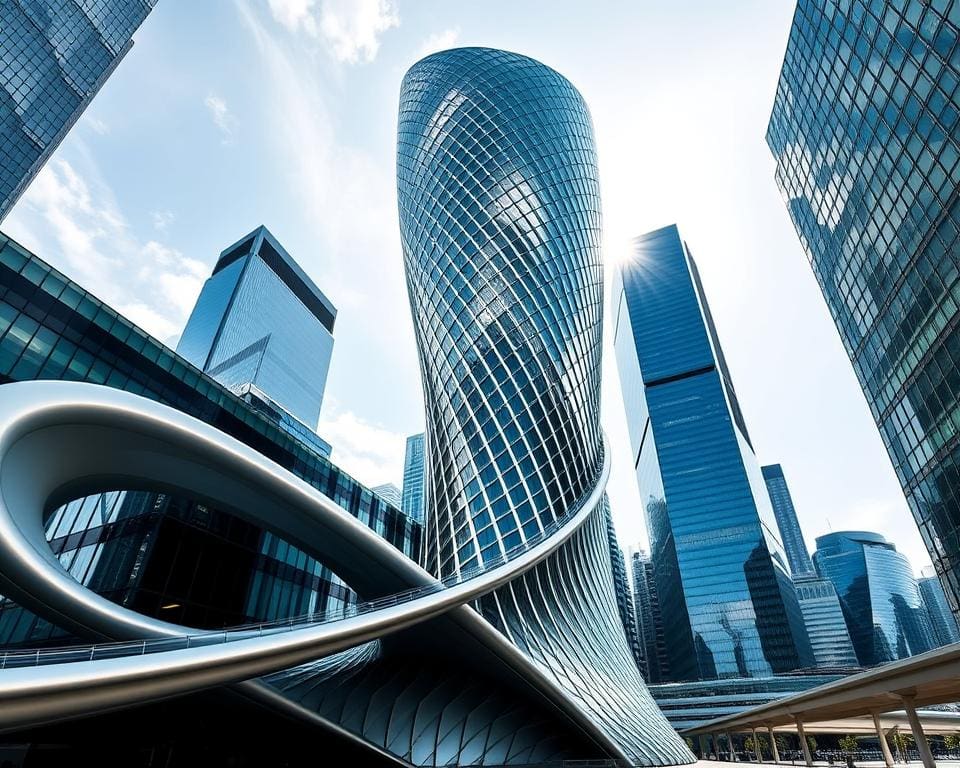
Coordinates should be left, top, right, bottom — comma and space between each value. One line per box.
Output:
762, 463, 816, 577
1, 0, 157, 221
401, 432, 425, 524
612, 224, 813, 682
919, 565, 960, 644
0, 232, 420, 647
632, 548, 670, 684
177, 225, 335, 430
603, 500, 644, 667
813, 530, 935, 666
794, 577, 860, 668
767, 0, 960, 621
398, 47, 690, 764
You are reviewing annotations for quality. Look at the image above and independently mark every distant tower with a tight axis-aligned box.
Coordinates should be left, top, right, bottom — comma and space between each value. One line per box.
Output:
603, 501, 643, 668
1, 0, 158, 221
631, 548, 669, 684
177, 225, 335, 430
793, 578, 859, 669
918, 567, 960, 647
814, 531, 936, 666
612, 224, 812, 682
761, 464, 815, 578
401, 433, 425, 524
372, 483, 402, 509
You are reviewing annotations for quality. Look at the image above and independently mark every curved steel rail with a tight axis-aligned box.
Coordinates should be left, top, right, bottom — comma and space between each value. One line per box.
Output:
0, 381, 609, 736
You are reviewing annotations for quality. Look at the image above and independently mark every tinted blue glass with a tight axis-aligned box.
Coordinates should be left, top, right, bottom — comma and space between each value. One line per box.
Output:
0, 0, 156, 220
401, 432, 425, 524
768, 0, 960, 624
177, 226, 335, 429
919, 570, 960, 644
794, 576, 859, 668
613, 224, 813, 682
813, 531, 936, 666
762, 464, 816, 579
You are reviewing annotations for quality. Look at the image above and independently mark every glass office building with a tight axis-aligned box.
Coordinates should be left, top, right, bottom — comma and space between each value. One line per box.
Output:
919, 565, 960, 645
401, 432, 425, 524
793, 576, 860, 669
632, 548, 670, 684
612, 224, 813, 682
0, 231, 420, 647
603, 499, 644, 667
1, 0, 156, 221
762, 464, 816, 578
813, 530, 936, 666
398, 47, 690, 763
177, 225, 335, 430
372, 482, 402, 508
767, 0, 960, 621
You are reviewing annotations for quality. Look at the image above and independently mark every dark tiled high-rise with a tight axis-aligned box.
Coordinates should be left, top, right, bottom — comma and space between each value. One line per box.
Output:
768, 0, 960, 620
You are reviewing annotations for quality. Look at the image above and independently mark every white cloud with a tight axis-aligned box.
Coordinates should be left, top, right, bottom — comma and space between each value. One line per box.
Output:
318, 406, 406, 487
265, 0, 399, 63
204, 94, 238, 143
414, 27, 460, 62
151, 210, 175, 231
85, 116, 110, 135
3, 159, 208, 346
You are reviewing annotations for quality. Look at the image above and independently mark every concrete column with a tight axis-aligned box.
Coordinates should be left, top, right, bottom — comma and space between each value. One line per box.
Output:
872, 711, 894, 768
698, 734, 708, 760
901, 694, 937, 768
769, 725, 780, 764
752, 728, 760, 762
796, 717, 813, 768
727, 731, 738, 762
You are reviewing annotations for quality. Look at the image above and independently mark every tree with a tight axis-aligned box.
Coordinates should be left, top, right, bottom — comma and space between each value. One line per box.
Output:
892, 731, 914, 762
745, 734, 768, 760
945, 733, 960, 753
839, 735, 859, 767
806, 735, 818, 755
775, 733, 789, 755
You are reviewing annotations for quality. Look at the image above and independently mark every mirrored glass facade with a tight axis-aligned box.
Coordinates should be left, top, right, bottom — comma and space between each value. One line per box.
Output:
632, 547, 670, 684
603, 498, 643, 667
398, 47, 691, 764
613, 224, 813, 682
0, 0, 156, 221
767, 0, 960, 622
401, 431, 425, 524
177, 225, 335, 430
762, 463, 816, 578
918, 566, 960, 644
0, 231, 420, 648
794, 576, 860, 668
813, 530, 936, 666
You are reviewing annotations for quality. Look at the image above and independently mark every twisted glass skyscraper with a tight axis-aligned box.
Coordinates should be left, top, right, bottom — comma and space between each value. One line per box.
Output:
398, 46, 690, 764
767, 0, 960, 621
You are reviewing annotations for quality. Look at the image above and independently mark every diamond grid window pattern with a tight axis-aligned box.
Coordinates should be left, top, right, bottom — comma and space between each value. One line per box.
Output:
397, 46, 691, 765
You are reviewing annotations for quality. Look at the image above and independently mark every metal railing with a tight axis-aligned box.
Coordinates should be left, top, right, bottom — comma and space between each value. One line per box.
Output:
0, 450, 604, 671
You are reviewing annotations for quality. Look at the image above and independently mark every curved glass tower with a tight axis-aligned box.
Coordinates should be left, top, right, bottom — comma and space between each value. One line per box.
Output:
398, 47, 691, 765
813, 531, 936, 667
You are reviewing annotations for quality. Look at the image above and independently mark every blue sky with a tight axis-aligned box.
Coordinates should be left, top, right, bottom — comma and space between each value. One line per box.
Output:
2, 0, 932, 572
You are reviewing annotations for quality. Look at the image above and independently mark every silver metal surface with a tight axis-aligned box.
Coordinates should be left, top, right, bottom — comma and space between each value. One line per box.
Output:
0, 380, 611, 740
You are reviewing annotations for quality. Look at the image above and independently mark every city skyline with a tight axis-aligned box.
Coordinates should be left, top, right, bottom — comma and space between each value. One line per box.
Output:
0, 1, 933, 574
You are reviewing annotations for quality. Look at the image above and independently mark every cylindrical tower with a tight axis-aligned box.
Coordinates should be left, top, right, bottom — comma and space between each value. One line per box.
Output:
398, 47, 692, 765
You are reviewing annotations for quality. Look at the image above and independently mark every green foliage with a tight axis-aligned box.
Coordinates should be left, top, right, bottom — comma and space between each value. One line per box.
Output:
945, 733, 960, 750
839, 735, 859, 754
806, 735, 817, 753
775, 734, 789, 753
